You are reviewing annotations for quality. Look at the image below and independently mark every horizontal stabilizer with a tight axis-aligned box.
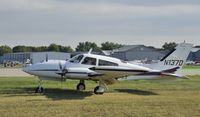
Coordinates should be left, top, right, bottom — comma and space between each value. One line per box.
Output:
161, 67, 180, 73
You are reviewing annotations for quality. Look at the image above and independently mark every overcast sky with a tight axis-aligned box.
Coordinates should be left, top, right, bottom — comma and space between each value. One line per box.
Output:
0, 0, 199, 48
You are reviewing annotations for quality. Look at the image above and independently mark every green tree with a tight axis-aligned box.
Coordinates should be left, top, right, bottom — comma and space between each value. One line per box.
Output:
12, 44, 73, 53
101, 41, 122, 50
59, 45, 74, 53
48, 43, 59, 52
12, 45, 27, 53
0, 45, 12, 56
25, 46, 35, 52
37, 46, 48, 52
162, 42, 177, 50
75, 41, 101, 52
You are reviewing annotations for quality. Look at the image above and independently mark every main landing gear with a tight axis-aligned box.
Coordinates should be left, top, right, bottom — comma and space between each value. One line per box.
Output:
94, 80, 105, 95
35, 79, 44, 93
76, 80, 106, 95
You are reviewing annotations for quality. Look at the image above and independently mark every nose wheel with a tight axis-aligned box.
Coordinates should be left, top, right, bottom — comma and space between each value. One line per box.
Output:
35, 86, 44, 93
76, 80, 86, 91
35, 79, 44, 93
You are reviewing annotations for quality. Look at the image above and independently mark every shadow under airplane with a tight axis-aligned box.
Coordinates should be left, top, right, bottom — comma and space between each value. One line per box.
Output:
1, 88, 158, 100
1, 88, 93, 100
114, 89, 158, 95
42, 88, 93, 100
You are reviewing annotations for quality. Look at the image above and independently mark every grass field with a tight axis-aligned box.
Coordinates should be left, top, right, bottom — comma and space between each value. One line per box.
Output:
0, 76, 200, 117
183, 65, 200, 69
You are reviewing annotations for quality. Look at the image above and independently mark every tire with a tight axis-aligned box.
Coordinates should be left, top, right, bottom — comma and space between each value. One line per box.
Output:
35, 87, 44, 93
94, 86, 100, 94
35, 87, 39, 93
94, 86, 104, 95
76, 83, 86, 91
40, 87, 44, 93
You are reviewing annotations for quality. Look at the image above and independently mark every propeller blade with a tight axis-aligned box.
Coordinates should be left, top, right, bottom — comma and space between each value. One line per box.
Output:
46, 54, 48, 62
59, 62, 62, 70
62, 63, 67, 72
57, 62, 68, 78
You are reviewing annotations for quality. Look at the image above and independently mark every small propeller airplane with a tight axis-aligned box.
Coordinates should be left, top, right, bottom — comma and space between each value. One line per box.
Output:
23, 42, 193, 94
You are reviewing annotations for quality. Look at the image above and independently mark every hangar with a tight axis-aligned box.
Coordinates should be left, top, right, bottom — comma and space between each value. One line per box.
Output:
1, 52, 71, 64
103, 45, 200, 62
187, 48, 200, 61
110, 45, 168, 61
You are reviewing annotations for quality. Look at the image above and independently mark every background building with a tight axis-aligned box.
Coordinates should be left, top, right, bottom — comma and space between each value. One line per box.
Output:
110, 45, 167, 61
187, 48, 200, 61
104, 45, 200, 62
0, 56, 3, 64
1, 52, 71, 64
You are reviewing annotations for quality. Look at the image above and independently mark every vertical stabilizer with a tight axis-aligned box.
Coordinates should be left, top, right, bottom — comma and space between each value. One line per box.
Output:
148, 42, 193, 72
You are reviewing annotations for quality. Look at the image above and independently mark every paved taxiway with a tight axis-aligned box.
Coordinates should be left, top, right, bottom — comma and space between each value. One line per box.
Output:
0, 68, 30, 77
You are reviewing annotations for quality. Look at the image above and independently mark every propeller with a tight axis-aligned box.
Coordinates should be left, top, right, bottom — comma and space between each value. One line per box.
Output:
56, 62, 68, 80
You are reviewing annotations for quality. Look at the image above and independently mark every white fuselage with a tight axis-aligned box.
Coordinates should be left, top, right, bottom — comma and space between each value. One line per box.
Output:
23, 54, 152, 81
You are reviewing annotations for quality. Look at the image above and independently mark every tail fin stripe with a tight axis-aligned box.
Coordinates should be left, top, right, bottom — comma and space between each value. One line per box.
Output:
160, 49, 176, 61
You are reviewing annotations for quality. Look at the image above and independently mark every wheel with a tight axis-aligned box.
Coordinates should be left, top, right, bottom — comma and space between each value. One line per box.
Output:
76, 83, 86, 91
94, 86, 104, 95
35, 87, 39, 93
35, 86, 44, 93
94, 86, 99, 94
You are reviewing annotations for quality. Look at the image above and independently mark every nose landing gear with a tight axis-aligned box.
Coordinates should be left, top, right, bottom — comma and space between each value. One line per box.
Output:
76, 80, 86, 91
35, 79, 44, 93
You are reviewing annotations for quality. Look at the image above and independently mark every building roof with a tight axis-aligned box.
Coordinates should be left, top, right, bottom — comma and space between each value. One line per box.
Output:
113, 45, 143, 52
101, 50, 112, 56
3, 51, 70, 56
191, 48, 200, 52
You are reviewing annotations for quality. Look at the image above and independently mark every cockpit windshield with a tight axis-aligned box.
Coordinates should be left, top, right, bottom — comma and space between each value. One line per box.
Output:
69, 55, 84, 63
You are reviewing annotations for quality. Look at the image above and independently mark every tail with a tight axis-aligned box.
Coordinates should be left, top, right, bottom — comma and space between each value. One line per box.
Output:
147, 42, 193, 73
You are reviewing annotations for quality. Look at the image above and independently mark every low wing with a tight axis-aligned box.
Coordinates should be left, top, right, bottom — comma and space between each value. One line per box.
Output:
118, 67, 188, 81
88, 66, 188, 82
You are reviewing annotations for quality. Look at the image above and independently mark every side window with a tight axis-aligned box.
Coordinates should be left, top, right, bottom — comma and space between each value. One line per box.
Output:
98, 59, 118, 66
82, 57, 96, 65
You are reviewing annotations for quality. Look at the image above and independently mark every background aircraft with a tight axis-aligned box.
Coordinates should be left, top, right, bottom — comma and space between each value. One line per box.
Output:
23, 42, 192, 94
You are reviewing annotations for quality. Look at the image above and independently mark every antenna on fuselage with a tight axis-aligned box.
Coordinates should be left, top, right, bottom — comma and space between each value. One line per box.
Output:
88, 48, 93, 54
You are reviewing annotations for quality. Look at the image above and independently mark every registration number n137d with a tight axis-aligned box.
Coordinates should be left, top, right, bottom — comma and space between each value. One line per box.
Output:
164, 60, 184, 66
